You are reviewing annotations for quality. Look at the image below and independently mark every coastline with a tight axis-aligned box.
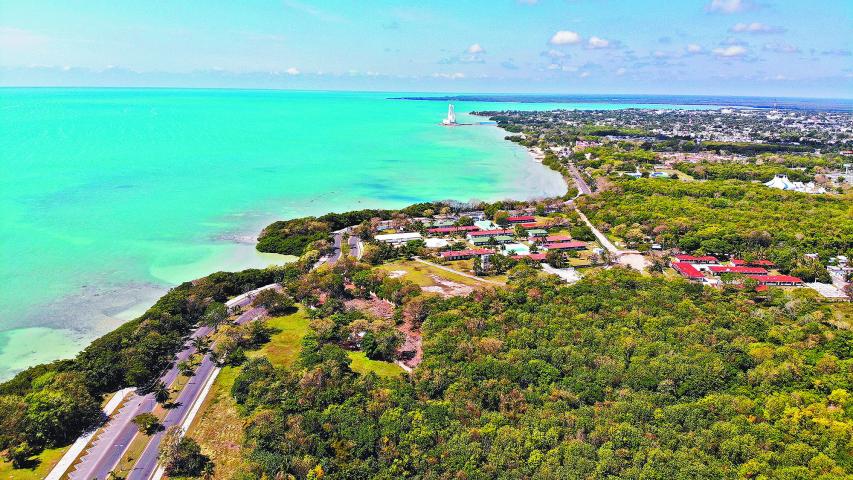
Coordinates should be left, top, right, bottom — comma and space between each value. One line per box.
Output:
0, 106, 566, 382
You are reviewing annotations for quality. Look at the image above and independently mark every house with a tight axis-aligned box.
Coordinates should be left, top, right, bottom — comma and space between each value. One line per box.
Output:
440, 249, 494, 261
526, 229, 548, 238
427, 225, 480, 235
536, 234, 572, 243
467, 229, 514, 239
430, 219, 456, 228
752, 275, 804, 286
546, 241, 587, 251
709, 266, 769, 276
731, 258, 776, 268
471, 237, 493, 247
672, 262, 705, 281
506, 215, 536, 224
493, 235, 515, 244
374, 232, 422, 245
673, 254, 718, 264
512, 253, 547, 262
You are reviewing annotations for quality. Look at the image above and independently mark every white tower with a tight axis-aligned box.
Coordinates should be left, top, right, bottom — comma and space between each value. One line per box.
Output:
442, 104, 457, 125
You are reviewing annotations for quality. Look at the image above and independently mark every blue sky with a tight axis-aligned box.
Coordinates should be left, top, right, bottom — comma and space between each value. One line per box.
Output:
1, 0, 851, 97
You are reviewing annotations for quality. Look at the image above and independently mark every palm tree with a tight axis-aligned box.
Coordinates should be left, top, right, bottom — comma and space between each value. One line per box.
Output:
191, 336, 211, 354
152, 381, 170, 405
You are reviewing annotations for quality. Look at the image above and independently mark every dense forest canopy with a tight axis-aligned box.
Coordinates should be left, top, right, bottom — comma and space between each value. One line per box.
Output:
232, 268, 852, 479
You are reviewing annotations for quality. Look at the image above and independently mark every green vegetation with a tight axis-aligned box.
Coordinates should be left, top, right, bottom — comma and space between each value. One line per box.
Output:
248, 309, 311, 367
347, 351, 404, 378
580, 178, 853, 268
0, 446, 67, 480
675, 161, 813, 182
229, 267, 853, 478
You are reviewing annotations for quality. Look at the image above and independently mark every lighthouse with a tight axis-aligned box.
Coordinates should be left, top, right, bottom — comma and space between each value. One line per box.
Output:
442, 104, 457, 125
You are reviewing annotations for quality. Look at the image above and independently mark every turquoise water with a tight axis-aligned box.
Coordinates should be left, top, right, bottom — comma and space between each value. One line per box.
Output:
0, 88, 712, 380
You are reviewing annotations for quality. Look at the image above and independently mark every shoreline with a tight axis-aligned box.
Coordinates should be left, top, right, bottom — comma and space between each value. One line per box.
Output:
0, 118, 566, 382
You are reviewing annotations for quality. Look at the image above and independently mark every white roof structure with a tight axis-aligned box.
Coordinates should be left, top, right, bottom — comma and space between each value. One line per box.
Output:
764, 174, 826, 194
374, 232, 422, 244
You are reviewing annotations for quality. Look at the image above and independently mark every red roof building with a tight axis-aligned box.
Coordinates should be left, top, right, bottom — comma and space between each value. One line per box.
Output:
506, 215, 536, 224
731, 258, 776, 267
546, 241, 587, 251
672, 262, 704, 280
535, 235, 572, 243
467, 229, 514, 238
511, 253, 547, 262
427, 225, 480, 234
752, 275, 803, 286
673, 254, 719, 264
440, 249, 494, 260
709, 265, 768, 276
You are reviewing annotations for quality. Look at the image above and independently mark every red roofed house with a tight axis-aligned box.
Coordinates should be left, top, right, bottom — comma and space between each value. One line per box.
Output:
672, 262, 705, 280
467, 229, 514, 238
752, 275, 804, 286
708, 265, 769, 276
427, 225, 480, 234
440, 249, 494, 261
731, 258, 776, 267
536, 235, 572, 243
511, 253, 547, 262
506, 215, 535, 224
546, 241, 587, 251
673, 254, 718, 264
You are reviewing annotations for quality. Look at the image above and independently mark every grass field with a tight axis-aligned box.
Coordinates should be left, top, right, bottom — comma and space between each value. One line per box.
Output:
376, 259, 489, 289
248, 308, 311, 367
0, 446, 68, 480
347, 351, 405, 378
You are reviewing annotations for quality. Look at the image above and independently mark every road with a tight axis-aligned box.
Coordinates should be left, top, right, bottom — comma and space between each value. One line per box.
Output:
54, 285, 274, 480
567, 162, 593, 195
125, 306, 265, 480
348, 234, 362, 259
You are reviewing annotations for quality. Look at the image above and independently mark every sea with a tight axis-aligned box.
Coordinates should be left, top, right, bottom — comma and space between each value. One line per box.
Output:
0, 88, 717, 380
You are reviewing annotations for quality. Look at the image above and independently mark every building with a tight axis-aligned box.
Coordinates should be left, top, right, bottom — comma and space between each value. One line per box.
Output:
709, 266, 769, 276
673, 254, 718, 264
506, 215, 536, 224
442, 104, 457, 126
764, 174, 827, 194
512, 253, 547, 262
374, 232, 422, 245
752, 275, 804, 286
493, 235, 515, 244
440, 249, 493, 261
536, 234, 571, 243
731, 258, 775, 268
427, 225, 480, 235
546, 241, 587, 251
467, 229, 514, 239
672, 262, 705, 281
526, 229, 548, 238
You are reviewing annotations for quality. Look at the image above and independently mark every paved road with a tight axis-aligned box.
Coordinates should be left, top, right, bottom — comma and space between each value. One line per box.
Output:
126, 306, 265, 480
348, 234, 362, 259
69, 324, 213, 480
567, 162, 593, 195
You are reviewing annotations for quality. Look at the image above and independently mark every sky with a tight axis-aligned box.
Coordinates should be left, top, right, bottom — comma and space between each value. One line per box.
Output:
0, 0, 851, 98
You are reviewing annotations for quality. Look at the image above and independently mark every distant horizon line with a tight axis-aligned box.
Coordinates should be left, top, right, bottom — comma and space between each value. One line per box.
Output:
1, 85, 851, 102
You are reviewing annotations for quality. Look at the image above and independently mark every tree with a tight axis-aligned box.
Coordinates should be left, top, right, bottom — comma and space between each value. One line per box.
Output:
158, 426, 210, 476
361, 328, 403, 361
191, 336, 211, 355
202, 302, 228, 331
251, 288, 295, 315
151, 381, 170, 405
132, 413, 161, 435
493, 210, 510, 227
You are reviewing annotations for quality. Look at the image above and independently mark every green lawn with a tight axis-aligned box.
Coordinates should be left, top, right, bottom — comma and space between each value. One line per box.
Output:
0, 446, 68, 480
377, 259, 488, 288
248, 308, 311, 367
347, 351, 405, 378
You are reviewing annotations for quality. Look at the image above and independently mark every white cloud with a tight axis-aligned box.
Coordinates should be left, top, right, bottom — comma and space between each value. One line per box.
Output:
713, 45, 747, 57
730, 22, 784, 34
616, 67, 627, 76
542, 48, 568, 58
579, 71, 591, 78
706, 0, 751, 14
0, 27, 49, 50
286, 67, 300, 75
431, 72, 466, 79
587, 36, 610, 49
467, 43, 485, 54
762, 42, 800, 54
549, 30, 581, 45
686, 43, 704, 54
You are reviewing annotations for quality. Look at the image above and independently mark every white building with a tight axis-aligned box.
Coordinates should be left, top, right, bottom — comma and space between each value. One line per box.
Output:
764, 174, 826, 194
374, 232, 422, 245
